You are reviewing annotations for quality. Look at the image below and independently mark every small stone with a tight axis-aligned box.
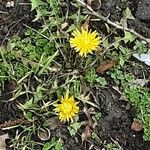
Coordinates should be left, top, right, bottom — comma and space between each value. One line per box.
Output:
6, 1, 14, 8
131, 121, 143, 132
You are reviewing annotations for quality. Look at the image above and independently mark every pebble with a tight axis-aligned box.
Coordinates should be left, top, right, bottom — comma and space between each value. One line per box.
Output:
6, 1, 14, 8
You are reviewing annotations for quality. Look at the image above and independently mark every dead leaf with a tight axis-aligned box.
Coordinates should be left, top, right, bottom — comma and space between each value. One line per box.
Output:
82, 94, 93, 126
87, 0, 92, 6
125, 103, 131, 110
81, 16, 91, 30
131, 121, 143, 132
81, 126, 92, 143
131, 79, 149, 87
0, 134, 9, 150
96, 60, 116, 74
61, 22, 68, 30
47, 117, 61, 130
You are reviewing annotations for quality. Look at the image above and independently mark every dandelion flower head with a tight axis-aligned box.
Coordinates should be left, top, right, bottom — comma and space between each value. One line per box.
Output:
69, 28, 101, 57
54, 92, 79, 122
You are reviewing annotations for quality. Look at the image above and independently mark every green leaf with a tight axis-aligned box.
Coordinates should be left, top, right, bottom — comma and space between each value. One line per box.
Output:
113, 37, 121, 49
124, 31, 136, 43
96, 77, 107, 86
43, 138, 64, 150
20, 98, 34, 109
120, 7, 134, 28
67, 122, 81, 136
119, 56, 125, 67
33, 9, 42, 21
102, 38, 109, 48
124, 7, 135, 20
85, 68, 96, 85
25, 112, 33, 120
38, 50, 58, 75
66, 24, 76, 33
30, 0, 45, 11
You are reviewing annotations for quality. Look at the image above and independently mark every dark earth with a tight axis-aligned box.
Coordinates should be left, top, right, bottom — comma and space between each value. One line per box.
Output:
0, 0, 37, 45
0, 0, 150, 149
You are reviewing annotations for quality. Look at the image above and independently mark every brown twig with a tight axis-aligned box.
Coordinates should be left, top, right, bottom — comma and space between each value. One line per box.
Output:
76, 0, 150, 43
0, 118, 30, 129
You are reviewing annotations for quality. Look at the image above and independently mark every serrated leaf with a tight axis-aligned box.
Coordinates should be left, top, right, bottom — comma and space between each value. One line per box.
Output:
30, 0, 45, 11
33, 9, 42, 21
67, 122, 81, 136
124, 7, 134, 20
120, 7, 134, 28
119, 56, 125, 67
124, 31, 136, 43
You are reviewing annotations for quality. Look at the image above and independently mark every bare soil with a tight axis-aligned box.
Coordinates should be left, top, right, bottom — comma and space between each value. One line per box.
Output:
0, 0, 37, 45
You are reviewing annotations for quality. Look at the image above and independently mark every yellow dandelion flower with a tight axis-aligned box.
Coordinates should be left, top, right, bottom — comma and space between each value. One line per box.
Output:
69, 28, 101, 57
54, 92, 79, 122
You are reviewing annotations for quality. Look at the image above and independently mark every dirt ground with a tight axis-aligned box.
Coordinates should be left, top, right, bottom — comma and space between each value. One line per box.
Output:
0, 0, 150, 149
1, 0, 150, 45
0, 0, 37, 45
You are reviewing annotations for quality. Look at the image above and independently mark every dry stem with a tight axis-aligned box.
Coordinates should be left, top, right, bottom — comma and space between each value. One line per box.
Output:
76, 0, 150, 43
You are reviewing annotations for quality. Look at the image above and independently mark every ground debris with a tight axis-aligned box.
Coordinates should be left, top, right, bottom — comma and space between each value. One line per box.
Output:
0, 133, 9, 150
